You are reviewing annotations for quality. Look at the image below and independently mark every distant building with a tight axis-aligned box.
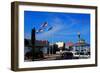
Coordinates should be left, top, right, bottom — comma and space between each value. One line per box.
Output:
55, 42, 64, 48
24, 28, 50, 60
65, 41, 74, 51
55, 42, 65, 53
73, 39, 90, 56
35, 40, 49, 55
49, 44, 58, 54
24, 39, 49, 60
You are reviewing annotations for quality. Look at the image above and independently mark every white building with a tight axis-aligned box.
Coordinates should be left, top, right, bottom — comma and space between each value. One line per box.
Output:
55, 42, 64, 48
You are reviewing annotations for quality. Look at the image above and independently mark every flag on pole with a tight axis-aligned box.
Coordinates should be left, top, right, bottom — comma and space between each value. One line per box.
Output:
36, 28, 44, 33
40, 22, 48, 28
39, 28, 44, 32
36, 22, 50, 33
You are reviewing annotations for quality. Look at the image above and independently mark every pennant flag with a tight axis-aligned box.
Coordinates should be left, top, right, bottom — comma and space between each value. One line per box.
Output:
36, 22, 50, 33
39, 28, 44, 32
40, 22, 48, 28
48, 26, 53, 31
36, 28, 44, 33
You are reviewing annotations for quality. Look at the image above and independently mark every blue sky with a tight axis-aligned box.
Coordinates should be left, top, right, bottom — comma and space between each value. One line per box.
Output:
24, 11, 90, 44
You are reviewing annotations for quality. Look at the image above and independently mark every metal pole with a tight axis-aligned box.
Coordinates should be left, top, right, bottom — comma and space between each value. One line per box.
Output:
77, 32, 80, 58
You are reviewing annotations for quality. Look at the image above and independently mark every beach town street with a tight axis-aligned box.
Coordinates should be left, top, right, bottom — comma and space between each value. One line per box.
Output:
24, 28, 90, 61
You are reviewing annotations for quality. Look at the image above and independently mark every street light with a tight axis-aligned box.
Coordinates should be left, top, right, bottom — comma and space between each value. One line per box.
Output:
77, 32, 80, 41
77, 32, 81, 58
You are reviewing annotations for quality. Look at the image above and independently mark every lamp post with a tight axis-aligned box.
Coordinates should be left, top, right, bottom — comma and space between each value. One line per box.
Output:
77, 32, 81, 58
77, 32, 80, 41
